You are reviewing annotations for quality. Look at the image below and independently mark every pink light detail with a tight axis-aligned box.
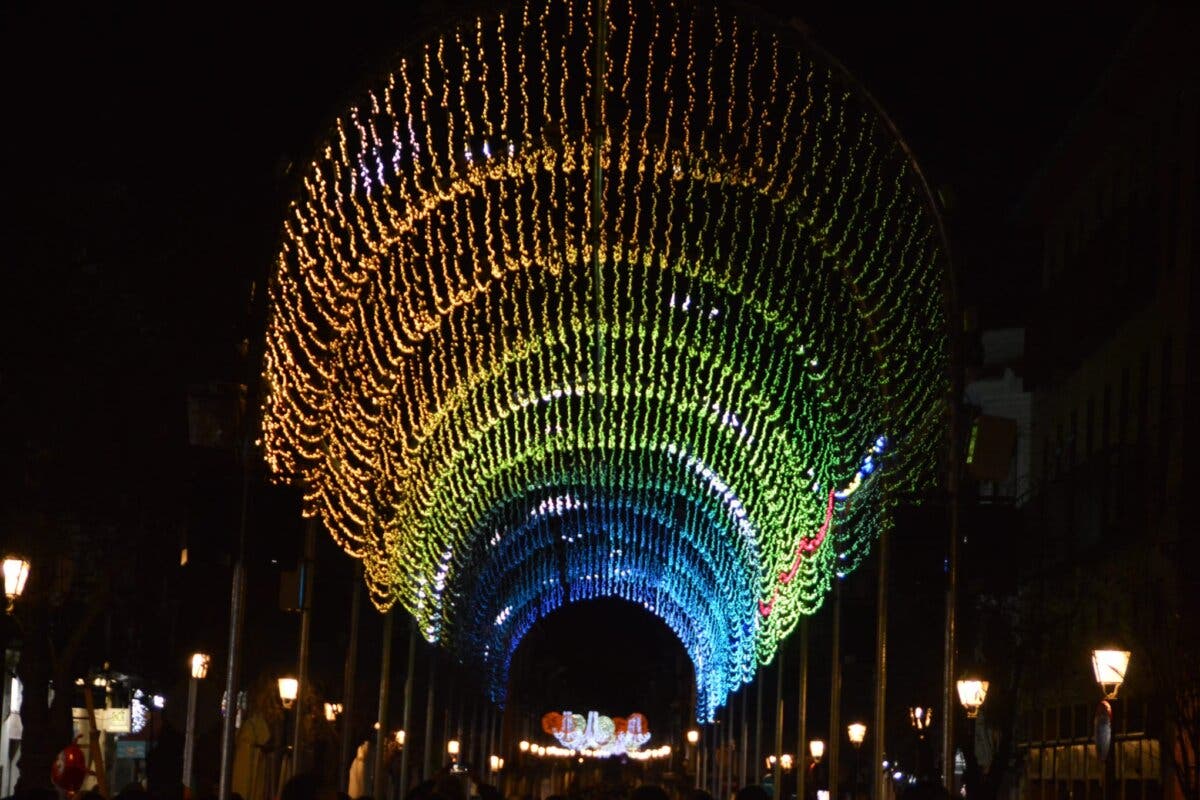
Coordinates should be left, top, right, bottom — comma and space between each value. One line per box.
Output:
759, 488, 836, 618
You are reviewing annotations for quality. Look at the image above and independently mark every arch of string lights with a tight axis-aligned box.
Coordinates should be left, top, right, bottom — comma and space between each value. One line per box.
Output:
261, 0, 950, 720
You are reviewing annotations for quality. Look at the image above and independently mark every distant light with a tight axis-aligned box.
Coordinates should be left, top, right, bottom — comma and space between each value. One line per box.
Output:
687, 729, 700, 745
277, 677, 298, 708
153, 694, 166, 709
1091, 649, 1131, 699
956, 679, 989, 718
395, 729, 406, 746
447, 739, 460, 756
847, 722, 867, 746
519, 740, 530, 752
190, 653, 211, 680
3, 557, 30, 611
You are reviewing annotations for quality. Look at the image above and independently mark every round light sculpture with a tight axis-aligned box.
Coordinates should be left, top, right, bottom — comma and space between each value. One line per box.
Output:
847, 722, 866, 747
1091, 649, 1131, 699
277, 678, 298, 709
809, 739, 826, 763
3, 557, 30, 613
261, 0, 951, 721
956, 679, 989, 719
190, 653, 211, 680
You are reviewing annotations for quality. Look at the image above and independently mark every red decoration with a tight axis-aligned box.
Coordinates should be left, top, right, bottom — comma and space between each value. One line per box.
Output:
51, 738, 88, 794
542, 712, 564, 735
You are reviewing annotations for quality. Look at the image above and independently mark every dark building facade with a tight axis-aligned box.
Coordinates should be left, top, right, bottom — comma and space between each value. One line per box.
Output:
1012, 8, 1199, 800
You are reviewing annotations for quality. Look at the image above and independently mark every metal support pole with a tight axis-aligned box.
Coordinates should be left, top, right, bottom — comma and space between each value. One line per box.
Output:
217, 559, 246, 800
873, 524, 890, 800
423, 651, 436, 779
183, 676, 199, 789
292, 519, 317, 778
755, 668, 764, 784
718, 706, 726, 800
944, 483, 959, 791
741, 685, 749, 789
341, 565, 363, 791
373, 610, 395, 799
773, 653, 785, 800
798, 618, 809, 800
830, 581, 842, 800
399, 624, 417, 796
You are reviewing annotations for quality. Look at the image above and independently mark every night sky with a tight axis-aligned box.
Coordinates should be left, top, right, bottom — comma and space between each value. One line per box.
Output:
2, 0, 1140, 745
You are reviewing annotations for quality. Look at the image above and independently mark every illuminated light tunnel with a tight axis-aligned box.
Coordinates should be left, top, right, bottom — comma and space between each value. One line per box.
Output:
260, 0, 951, 720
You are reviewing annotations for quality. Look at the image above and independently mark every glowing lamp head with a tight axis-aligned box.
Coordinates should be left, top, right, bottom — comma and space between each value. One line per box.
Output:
277, 677, 298, 708
447, 739, 460, 757
687, 729, 700, 745
324, 703, 343, 722
765, 755, 777, 769
190, 653, 211, 680
3, 557, 30, 611
1091, 649, 1131, 699
956, 679, 989, 718
847, 723, 867, 746
519, 740, 530, 752
809, 739, 825, 762
489, 754, 500, 771
395, 730, 406, 746
909, 706, 932, 733
780, 754, 793, 771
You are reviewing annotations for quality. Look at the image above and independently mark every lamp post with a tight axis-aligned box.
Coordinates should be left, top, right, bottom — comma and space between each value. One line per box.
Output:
956, 679, 988, 798
1092, 649, 1130, 800
278, 677, 298, 776
447, 739, 460, 765
3, 557, 30, 614
687, 729, 700, 789
183, 653, 211, 789
847, 724, 866, 800
809, 739, 825, 800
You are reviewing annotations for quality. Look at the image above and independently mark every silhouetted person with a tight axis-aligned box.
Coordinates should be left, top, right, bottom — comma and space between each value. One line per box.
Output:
631, 785, 670, 800
735, 786, 769, 800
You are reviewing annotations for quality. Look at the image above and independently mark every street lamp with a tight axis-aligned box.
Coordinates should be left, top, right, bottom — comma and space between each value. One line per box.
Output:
908, 707, 933, 738
324, 702, 343, 722
447, 739, 460, 763
3, 557, 30, 614
183, 652, 210, 789
847, 724, 866, 800
956, 680, 989, 719
809, 739, 826, 764
395, 729, 406, 747
687, 729, 700, 788
781, 754, 794, 772
1092, 649, 1131, 800
1091, 649, 1131, 700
